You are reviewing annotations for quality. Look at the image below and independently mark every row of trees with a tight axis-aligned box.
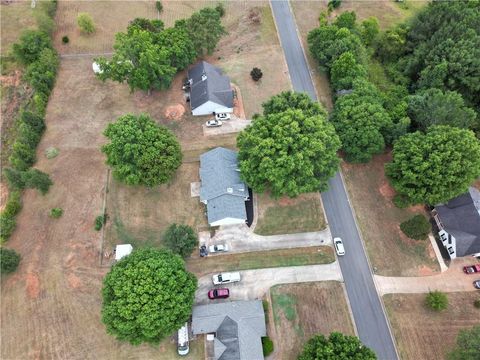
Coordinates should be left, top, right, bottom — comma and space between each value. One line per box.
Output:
95, 6, 225, 92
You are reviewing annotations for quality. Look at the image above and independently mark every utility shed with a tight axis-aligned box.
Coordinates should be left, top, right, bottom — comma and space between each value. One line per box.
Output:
187, 61, 234, 116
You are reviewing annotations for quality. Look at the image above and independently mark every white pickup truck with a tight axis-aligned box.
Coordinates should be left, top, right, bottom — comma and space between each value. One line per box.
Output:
212, 272, 241, 285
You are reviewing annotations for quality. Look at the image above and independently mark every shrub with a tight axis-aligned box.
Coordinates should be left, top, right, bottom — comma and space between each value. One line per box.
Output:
50, 208, 63, 218
12, 30, 52, 65
10, 141, 36, 171
0, 213, 16, 243
262, 299, 269, 313
62, 35, 69, 44
163, 224, 198, 258
215, 3, 225, 17
400, 214, 431, 240
94, 214, 107, 231
45, 147, 59, 159
328, 0, 342, 11
393, 193, 410, 209
77, 13, 95, 34
250, 67, 263, 81
22, 169, 53, 195
155, 1, 163, 13
3, 168, 26, 190
3, 191, 22, 218
0, 248, 21, 273
262, 336, 274, 356
425, 291, 448, 311
474, 299, 480, 309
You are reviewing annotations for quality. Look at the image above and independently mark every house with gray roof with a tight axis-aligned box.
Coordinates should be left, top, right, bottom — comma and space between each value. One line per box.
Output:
200, 147, 249, 227
432, 187, 480, 259
187, 61, 234, 116
192, 300, 266, 360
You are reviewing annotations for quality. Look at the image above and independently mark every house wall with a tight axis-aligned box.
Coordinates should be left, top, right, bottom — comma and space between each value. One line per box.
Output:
192, 100, 233, 116
210, 217, 246, 227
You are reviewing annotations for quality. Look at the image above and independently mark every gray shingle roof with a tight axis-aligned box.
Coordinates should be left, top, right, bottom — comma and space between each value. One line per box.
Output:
188, 61, 234, 110
435, 187, 480, 257
192, 301, 266, 360
200, 148, 248, 224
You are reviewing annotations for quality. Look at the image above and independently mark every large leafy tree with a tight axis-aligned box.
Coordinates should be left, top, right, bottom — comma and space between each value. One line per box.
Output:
102, 113, 182, 187
298, 332, 377, 360
101, 248, 197, 345
12, 30, 52, 65
237, 105, 341, 198
330, 51, 367, 91
448, 325, 480, 360
261, 91, 327, 117
386, 125, 480, 205
407, 88, 478, 132
156, 27, 197, 71
163, 223, 198, 258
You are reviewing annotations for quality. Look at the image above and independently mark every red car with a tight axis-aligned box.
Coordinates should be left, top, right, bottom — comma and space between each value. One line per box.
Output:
463, 264, 480, 274
208, 288, 230, 299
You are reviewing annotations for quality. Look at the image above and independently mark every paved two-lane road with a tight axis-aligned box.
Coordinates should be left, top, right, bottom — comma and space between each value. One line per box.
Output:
270, 1, 398, 359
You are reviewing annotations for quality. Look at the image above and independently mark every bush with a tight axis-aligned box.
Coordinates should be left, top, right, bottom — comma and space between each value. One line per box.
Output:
328, 0, 342, 11
3, 168, 25, 190
24, 47, 59, 94
393, 193, 410, 209
94, 214, 107, 231
50, 208, 63, 218
474, 299, 480, 309
155, 1, 163, 13
163, 224, 198, 258
0, 248, 21, 274
3, 191, 22, 218
215, 3, 225, 17
77, 13, 95, 34
262, 299, 269, 313
45, 147, 59, 159
10, 141, 36, 171
426, 291, 448, 311
0, 213, 16, 243
12, 30, 52, 65
262, 336, 274, 356
62, 35, 69, 44
250, 67, 263, 81
400, 214, 431, 240
22, 169, 53, 195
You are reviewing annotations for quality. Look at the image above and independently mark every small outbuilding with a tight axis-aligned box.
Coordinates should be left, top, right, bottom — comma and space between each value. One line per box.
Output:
115, 244, 133, 260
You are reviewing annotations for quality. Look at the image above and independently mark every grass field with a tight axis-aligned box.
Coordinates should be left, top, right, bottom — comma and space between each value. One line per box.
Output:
0, 1, 38, 55
187, 246, 334, 277
271, 281, 355, 360
384, 292, 480, 360
341, 153, 440, 276
255, 192, 326, 235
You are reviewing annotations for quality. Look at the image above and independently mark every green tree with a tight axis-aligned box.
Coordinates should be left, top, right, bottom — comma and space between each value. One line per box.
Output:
77, 13, 95, 34
400, 214, 431, 240
425, 291, 448, 311
375, 24, 408, 63
0, 248, 21, 274
360, 17, 379, 46
448, 325, 480, 360
50, 208, 63, 219
127, 18, 164, 34
156, 27, 197, 71
330, 51, 367, 90
298, 332, 376, 360
102, 113, 182, 187
407, 88, 478, 132
333, 11, 356, 30
22, 169, 53, 194
24, 48, 59, 94
237, 108, 341, 198
386, 126, 480, 205
101, 248, 197, 344
163, 224, 198, 258
12, 30, 52, 65
261, 91, 327, 118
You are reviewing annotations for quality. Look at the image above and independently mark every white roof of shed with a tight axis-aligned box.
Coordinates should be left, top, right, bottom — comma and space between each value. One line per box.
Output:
115, 244, 133, 260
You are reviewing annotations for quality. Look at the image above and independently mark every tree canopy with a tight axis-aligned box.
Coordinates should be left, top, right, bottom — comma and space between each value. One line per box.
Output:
386, 125, 480, 205
102, 113, 182, 187
12, 30, 52, 65
448, 325, 480, 360
163, 223, 198, 258
261, 91, 327, 118
237, 93, 340, 198
101, 248, 197, 344
330, 51, 367, 91
298, 332, 377, 360
0, 248, 21, 274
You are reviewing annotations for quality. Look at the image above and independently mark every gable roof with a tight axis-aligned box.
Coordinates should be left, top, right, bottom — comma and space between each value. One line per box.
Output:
435, 187, 480, 256
200, 148, 248, 224
192, 301, 266, 360
188, 61, 234, 110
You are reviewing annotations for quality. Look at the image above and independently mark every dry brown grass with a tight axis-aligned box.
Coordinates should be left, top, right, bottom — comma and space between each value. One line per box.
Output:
0, 1, 38, 54
270, 281, 355, 360
341, 153, 440, 276
384, 292, 480, 360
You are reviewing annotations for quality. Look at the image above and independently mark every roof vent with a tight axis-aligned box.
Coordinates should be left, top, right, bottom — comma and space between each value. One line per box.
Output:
227, 187, 233, 193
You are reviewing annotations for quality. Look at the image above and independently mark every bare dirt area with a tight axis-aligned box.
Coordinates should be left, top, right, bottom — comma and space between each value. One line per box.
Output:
255, 192, 327, 235
341, 153, 440, 276
384, 292, 480, 360
270, 281, 355, 360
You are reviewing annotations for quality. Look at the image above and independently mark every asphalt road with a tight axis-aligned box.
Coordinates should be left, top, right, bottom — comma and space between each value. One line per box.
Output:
270, 1, 398, 359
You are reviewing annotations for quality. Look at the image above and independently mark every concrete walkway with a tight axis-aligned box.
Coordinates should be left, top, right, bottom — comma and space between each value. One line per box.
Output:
375, 258, 479, 295
206, 223, 332, 253
195, 262, 342, 304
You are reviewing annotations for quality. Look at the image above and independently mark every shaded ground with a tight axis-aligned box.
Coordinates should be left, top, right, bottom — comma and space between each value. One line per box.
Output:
270, 282, 355, 360
255, 192, 326, 235
384, 292, 480, 360
341, 153, 440, 276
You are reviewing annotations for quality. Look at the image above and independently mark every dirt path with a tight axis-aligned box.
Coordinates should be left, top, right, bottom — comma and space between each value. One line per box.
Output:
375, 258, 479, 295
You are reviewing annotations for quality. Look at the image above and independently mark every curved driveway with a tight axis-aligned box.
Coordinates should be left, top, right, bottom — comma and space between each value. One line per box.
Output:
270, 2, 398, 358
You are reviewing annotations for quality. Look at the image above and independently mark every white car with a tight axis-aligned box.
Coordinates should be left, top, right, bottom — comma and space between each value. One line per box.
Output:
215, 112, 231, 121
334, 237, 345, 256
209, 244, 229, 253
212, 272, 241, 285
206, 119, 222, 127
177, 323, 189, 356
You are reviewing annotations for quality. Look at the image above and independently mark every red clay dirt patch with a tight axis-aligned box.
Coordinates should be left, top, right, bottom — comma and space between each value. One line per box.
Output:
379, 180, 396, 200
25, 272, 40, 299
164, 103, 185, 120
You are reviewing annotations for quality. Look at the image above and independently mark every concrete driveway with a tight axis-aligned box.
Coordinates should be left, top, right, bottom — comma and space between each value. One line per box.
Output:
205, 223, 332, 253
195, 262, 342, 304
202, 116, 251, 136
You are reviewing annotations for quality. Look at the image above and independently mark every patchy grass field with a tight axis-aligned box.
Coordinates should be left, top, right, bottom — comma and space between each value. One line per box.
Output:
341, 153, 440, 276
271, 281, 355, 360
255, 192, 326, 235
384, 292, 480, 360
0, 1, 38, 55
187, 246, 334, 277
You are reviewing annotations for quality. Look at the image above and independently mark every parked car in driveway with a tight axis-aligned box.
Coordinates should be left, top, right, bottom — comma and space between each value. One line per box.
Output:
177, 323, 189, 356
199, 245, 208, 257
209, 244, 228, 253
212, 272, 241, 285
474, 280, 480, 289
463, 264, 480, 274
208, 288, 230, 299
334, 237, 345, 256
215, 112, 231, 121
206, 119, 222, 127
